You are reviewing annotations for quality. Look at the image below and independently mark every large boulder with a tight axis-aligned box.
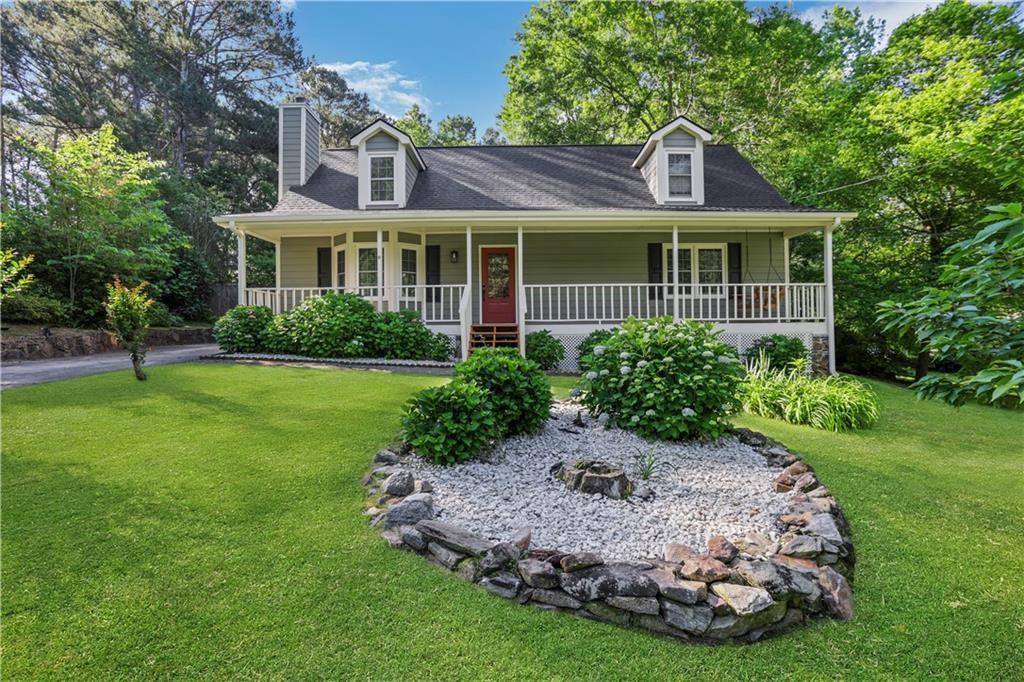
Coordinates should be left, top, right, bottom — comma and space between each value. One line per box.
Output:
553, 459, 633, 500
661, 601, 714, 634
817, 566, 854, 620
531, 588, 582, 609
480, 571, 522, 599
733, 559, 820, 602
646, 567, 707, 604
559, 562, 659, 602
679, 555, 731, 583
560, 552, 603, 572
480, 541, 523, 575
518, 558, 559, 589
710, 582, 775, 616
606, 596, 660, 615
382, 470, 414, 496
705, 600, 787, 639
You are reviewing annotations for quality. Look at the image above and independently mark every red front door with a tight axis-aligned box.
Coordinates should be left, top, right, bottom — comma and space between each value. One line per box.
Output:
480, 247, 516, 324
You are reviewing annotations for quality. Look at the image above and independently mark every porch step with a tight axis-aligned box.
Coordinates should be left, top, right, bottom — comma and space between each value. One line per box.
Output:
469, 324, 520, 352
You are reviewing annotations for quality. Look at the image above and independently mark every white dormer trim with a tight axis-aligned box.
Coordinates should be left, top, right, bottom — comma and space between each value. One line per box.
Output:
632, 116, 711, 206
353, 119, 426, 210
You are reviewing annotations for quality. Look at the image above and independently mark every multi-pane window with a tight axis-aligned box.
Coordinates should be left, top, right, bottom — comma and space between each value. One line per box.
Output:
666, 247, 693, 285
401, 248, 417, 297
370, 156, 395, 202
667, 153, 693, 199
336, 250, 346, 288
358, 248, 378, 291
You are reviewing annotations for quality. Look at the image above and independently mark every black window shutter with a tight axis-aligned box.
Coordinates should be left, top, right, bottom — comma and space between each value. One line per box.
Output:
426, 245, 440, 301
316, 247, 331, 287
728, 243, 742, 284
647, 243, 663, 300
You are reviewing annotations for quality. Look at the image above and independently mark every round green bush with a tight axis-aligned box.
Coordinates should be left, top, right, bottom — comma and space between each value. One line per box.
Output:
2, 291, 70, 325
744, 334, 807, 370
578, 317, 745, 440
264, 292, 378, 357
525, 330, 565, 370
454, 347, 551, 436
212, 305, 274, 353
372, 309, 451, 361
578, 327, 616, 370
402, 382, 499, 464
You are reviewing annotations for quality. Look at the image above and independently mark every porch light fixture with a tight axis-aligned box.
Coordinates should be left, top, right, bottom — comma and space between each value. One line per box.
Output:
450, 249, 459, 263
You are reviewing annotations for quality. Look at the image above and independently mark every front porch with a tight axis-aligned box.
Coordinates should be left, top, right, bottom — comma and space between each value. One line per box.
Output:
232, 220, 836, 371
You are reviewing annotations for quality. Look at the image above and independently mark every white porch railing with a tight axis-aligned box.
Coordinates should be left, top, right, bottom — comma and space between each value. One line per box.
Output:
244, 285, 466, 323
523, 283, 826, 324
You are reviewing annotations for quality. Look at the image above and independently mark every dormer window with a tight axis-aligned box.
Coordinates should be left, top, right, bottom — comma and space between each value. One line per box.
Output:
667, 153, 693, 199
370, 155, 395, 202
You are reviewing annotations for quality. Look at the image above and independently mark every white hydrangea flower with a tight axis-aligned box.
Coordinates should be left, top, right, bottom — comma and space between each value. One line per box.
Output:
702, 364, 712, 371
637, 360, 649, 368
619, 351, 631, 360
663, 356, 674, 363
630, 415, 640, 423
681, 407, 697, 417
585, 371, 598, 380
600, 369, 610, 376
645, 392, 655, 399
717, 355, 733, 364
645, 409, 656, 417
620, 365, 631, 375
702, 350, 714, 358
594, 346, 606, 356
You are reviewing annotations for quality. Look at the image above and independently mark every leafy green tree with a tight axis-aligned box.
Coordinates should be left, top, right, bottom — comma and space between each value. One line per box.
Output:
395, 105, 433, 146
481, 127, 507, 145
878, 204, 1024, 407
104, 277, 154, 381
0, 233, 35, 301
298, 66, 381, 147
433, 115, 477, 146
4, 125, 176, 324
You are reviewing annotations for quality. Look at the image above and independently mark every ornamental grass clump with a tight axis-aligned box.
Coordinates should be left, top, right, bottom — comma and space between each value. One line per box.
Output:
578, 317, 745, 440
454, 347, 551, 437
402, 382, 499, 464
741, 353, 880, 431
213, 305, 274, 353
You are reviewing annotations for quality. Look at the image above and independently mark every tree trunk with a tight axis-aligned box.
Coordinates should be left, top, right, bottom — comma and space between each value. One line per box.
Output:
914, 350, 930, 381
131, 353, 147, 381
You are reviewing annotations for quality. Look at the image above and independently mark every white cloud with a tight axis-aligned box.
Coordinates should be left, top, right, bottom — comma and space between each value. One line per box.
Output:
797, 1, 939, 45
320, 60, 431, 118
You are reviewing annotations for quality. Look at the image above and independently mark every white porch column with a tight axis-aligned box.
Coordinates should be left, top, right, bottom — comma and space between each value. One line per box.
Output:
275, 238, 282, 314
465, 226, 473, 310
824, 220, 837, 374
783, 235, 791, 284
234, 222, 246, 306
672, 225, 679, 321
376, 228, 384, 311
517, 225, 525, 355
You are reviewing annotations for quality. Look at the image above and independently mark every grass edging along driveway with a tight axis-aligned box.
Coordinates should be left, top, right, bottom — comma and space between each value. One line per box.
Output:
3, 364, 1022, 679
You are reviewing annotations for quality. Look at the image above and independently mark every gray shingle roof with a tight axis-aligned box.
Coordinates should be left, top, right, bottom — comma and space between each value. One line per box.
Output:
271, 144, 811, 214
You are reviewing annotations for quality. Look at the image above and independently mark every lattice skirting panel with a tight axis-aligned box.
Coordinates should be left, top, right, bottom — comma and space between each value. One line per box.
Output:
442, 334, 461, 359
548, 331, 820, 375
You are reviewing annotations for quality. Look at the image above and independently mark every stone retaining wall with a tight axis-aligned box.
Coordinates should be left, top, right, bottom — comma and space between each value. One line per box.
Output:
361, 430, 854, 645
1, 327, 214, 362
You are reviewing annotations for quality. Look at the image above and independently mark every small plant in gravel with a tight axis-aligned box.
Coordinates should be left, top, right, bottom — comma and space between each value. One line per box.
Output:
264, 292, 378, 357
402, 382, 499, 464
632, 447, 671, 481
454, 347, 551, 436
741, 352, 880, 431
525, 330, 566, 370
213, 305, 274, 353
578, 327, 616, 370
104, 277, 153, 381
578, 317, 745, 440
744, 334, 807, 370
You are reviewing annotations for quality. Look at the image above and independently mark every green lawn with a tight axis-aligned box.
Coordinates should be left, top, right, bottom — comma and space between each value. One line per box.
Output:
3, 364, 1022, 679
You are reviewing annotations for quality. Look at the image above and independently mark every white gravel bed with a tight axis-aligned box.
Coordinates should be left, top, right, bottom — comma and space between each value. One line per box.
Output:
405, 402, 793, 561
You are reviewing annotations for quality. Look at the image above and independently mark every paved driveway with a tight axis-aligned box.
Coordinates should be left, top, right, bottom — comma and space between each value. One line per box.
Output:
1, 344, 220, 389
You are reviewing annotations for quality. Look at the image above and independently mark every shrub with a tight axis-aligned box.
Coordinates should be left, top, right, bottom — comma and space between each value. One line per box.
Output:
578, 317, 745, 440
579, 328, 616, 370
264, 292, 378, 357
372, 309, 451, 361
148, 301, 184, 327
741, 354, 880, 431
525, 330, 565, 370
213, 305, 274, 353
402, 382, 499, 464
744, 334, 807, 370
2, 291, 69, 325
104, 277, 153, 381
454, 347, 551, 436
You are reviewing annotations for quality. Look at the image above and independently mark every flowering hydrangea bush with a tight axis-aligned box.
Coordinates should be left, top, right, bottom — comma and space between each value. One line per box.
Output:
213, 305, 274, 353
578, 317, 745, 440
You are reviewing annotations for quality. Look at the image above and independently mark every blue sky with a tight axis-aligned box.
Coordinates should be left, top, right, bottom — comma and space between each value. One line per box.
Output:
291, 1, 940, 132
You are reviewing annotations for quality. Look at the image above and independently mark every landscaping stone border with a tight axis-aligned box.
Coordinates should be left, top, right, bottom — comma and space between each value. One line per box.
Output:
203, 352, 456, 369
1, 326, 214, 362
361, 429, 854, 645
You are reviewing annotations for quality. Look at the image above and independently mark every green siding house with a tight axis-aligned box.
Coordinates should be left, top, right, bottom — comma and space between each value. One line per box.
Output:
216, 98, 854, 371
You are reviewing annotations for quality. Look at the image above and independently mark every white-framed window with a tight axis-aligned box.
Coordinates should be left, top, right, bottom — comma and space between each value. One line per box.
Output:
664, 243, 727, 294
358, 247, 379, 294
667, 152, 693, 199
400, 247, 417, 298
336, 249, 346, 288
369, 155, 395, 202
